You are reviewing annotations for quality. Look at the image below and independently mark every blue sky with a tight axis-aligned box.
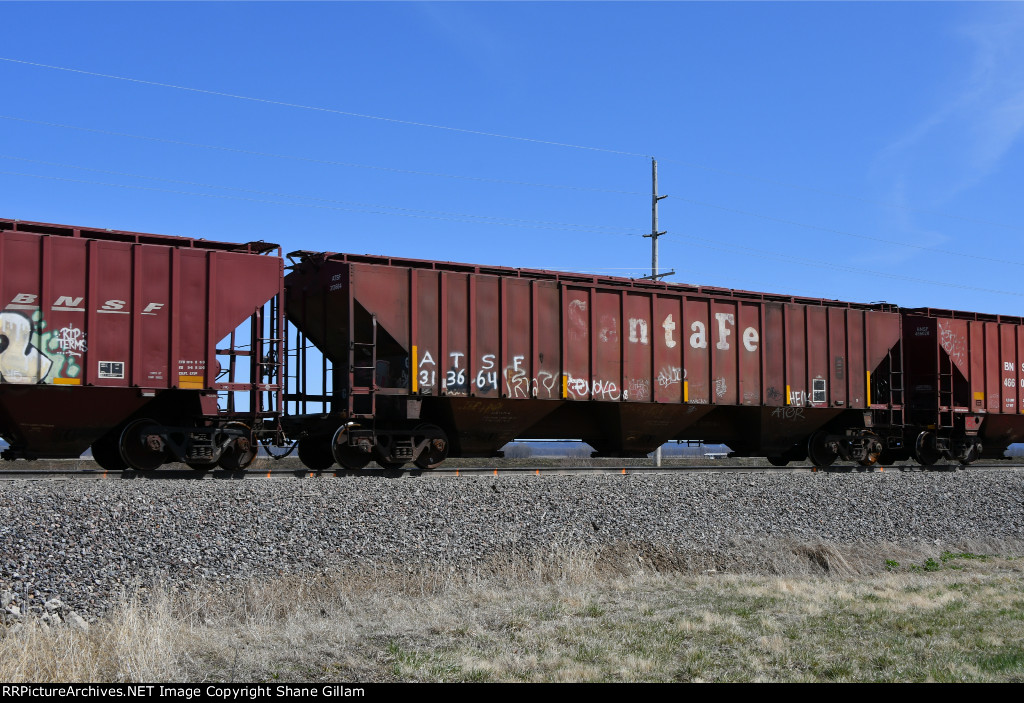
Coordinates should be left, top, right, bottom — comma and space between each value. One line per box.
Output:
2, 1, 1024, 315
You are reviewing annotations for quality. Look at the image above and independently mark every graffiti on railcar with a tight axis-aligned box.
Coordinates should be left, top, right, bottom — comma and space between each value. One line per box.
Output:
938, 322, 965, 368
503, 355, 529, 398
564, 373, 622, 401
0, 311, 86, 384
657, 366, 683, 389
771, 406, 805, 422
714, 376, 728, 399
502, 357, 558, 399
627, 377, 651, 401
535, 371, 558, 398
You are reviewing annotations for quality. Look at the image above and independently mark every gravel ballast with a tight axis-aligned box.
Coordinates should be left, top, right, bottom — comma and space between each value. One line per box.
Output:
1, 470, 1023, 621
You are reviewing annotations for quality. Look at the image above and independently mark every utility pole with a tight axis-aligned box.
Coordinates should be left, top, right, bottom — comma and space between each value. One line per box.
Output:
643, 158, 672, 282
643, 158, 672, 467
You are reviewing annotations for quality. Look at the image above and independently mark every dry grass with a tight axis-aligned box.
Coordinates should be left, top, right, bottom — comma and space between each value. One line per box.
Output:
3, 543, 1024, 682
0, 591, 186, 682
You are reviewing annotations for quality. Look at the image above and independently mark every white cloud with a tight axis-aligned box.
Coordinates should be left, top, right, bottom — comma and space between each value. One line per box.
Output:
877, 5, 1024, 196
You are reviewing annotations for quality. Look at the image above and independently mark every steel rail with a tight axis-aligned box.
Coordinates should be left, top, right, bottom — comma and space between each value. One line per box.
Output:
1, 463, 1022, 481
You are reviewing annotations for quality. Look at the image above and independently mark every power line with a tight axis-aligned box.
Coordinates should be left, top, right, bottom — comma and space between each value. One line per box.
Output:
0, 115, 645, 197
4, 135, 1018, 269
0, 154, 642, 232
3, 58, 1019, 234
0, 169, 646, 236
0, 57, 650, 158
7, 148, 1020, 270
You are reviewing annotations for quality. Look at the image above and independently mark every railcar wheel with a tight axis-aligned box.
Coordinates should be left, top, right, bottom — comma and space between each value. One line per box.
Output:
957, 441, 982, 466
331, 425, 372, 470
766, 456, 789, 467
297, 437, 335, 471
858, 432, 882, 467
218, 422, 257, 470
119, 418, 168, 470
914, 431, 942, 467
807, 431, 838, 468
91, 433, 128, 471
413, 423, 449, 470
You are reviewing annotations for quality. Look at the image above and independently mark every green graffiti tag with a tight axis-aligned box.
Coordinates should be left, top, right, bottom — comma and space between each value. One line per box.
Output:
30, 311, 84, 381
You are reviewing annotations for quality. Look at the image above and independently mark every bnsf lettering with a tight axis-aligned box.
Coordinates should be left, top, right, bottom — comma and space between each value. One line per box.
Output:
53, 296, 84, 309
5, 294, 164, 314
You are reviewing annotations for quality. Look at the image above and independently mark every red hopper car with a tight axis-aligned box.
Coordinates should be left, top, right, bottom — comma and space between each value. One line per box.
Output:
2, 217, 1022, 470
282, 251, 903, 469
0, 218, 283, 469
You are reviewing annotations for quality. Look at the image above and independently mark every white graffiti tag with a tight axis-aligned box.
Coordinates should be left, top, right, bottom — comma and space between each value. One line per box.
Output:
628, 377, 650, 400
564, 374, 622, 401
57, 325, 87, 356
939, 324, 965, 367
657, 366, 683, 388
714, 377, 728, 398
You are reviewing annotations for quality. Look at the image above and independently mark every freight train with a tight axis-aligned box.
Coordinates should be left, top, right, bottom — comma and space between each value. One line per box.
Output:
1, 217, 1020, 471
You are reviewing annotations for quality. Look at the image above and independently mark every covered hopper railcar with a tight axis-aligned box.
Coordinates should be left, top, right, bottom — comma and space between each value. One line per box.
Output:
0, 218, 284, 470
281, 251, 909, 470
897, 308, 1024, 465
3, 216, 1023, 470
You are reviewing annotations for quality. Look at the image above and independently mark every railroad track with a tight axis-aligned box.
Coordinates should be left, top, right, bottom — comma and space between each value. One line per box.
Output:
1, 462, 1022, 481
